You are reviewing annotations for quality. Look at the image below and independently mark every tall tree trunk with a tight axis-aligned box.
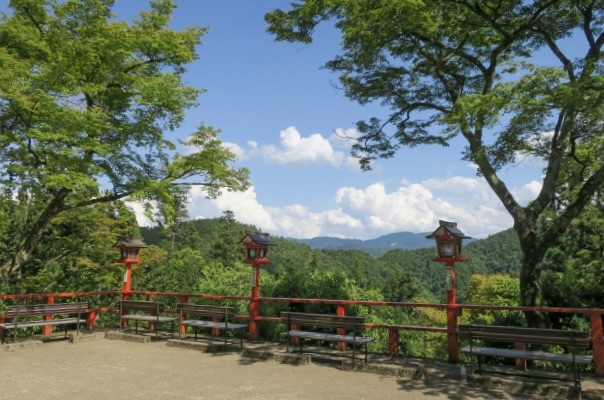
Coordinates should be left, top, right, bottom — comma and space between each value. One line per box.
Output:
0, 189, 69, 283
515, 223, 549, 328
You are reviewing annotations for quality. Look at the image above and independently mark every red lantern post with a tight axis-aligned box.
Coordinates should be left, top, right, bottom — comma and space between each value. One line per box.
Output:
241, 232, 274, 341
427, 220, 470, 364
114, 237, 147, 327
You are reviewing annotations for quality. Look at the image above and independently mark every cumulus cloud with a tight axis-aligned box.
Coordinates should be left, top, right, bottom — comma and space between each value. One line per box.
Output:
256, 126, 344, 166
229, 126, 362, 169
170, 174, 528, 240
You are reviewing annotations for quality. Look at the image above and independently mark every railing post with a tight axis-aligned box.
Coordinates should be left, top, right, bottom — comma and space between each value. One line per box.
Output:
42, 296, 55, 335
87, 309, 96, 331
388, 328, 399, 356
591, 313, 604, 377
179, 295, 188, 335
446, 264, 459, 364
336, 304, 346, 350
514, 342, 527, 370
249, 264, 260, 340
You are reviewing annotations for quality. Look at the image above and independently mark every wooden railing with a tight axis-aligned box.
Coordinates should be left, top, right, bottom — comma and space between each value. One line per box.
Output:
1, 290, 603, 377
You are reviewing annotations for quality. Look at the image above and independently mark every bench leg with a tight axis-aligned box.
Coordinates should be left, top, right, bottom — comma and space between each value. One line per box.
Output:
299, 338, 303, 354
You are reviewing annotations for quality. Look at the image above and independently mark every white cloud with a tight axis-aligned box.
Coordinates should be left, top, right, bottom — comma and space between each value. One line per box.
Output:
176, 175, 523, 240
258, 126, 345, 166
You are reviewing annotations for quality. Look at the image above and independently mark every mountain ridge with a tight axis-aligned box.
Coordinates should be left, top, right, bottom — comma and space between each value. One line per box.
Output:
286, 231, 438, 256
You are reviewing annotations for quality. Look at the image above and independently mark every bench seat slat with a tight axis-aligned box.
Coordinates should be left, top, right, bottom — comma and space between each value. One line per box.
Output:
177, 304, 237, 319
181, 320, 246, 330
460, 346, 593, 364
458, 326, 591, 347
121, 314, 177, 323
0, 317, 86, 330
7, 304, 87, 318
281, 330, 374, 345
280, 312, 365, 330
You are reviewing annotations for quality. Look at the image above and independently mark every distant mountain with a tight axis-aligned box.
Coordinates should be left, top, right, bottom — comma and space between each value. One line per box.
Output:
286, 231, 436, 256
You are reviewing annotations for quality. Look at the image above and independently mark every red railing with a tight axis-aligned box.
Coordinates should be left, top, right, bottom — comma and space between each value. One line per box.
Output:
1, 290, 603, 377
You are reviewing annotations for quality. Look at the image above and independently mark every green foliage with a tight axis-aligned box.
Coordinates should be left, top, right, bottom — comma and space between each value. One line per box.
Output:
464, 274, 524, 326
541, 204, 604, 311
0, 0, 250, 282
198, 261, 253, 298
207, 211, 248, 267
1, 198, 138, 294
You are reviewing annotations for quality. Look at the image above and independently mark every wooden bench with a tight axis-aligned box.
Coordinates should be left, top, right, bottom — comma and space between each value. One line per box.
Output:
118, 300, 177, 338
177, 303, 247, 348
459, 324, 593, 390
280, 311, 373, 363
0, 302, 88, 344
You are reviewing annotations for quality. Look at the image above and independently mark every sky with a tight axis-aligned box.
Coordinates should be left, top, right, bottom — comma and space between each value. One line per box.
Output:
114, 0, 550, 240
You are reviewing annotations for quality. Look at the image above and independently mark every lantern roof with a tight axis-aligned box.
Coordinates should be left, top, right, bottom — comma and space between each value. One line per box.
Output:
426, 220, 471, 240
241, 232, 275, 246
114, 236, 148, 249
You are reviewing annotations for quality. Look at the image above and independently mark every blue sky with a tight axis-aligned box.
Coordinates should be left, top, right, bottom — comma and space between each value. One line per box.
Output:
116, 1, 549, 240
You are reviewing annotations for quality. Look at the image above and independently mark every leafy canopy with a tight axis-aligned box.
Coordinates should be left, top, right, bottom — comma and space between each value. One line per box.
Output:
0, 0, 250, 282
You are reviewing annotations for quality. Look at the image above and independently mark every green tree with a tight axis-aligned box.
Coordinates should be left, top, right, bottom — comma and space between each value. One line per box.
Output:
0, 0, 250, 283
0, 197, 138, 294
381, 270, 425, 302
208, 210, 248, 267
266, 1, 604, 320
464, 274, 523, 326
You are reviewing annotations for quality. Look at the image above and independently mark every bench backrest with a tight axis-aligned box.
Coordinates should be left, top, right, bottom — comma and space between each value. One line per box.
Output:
177, 303, 236, 320
458, 324, 591, 348
119, 300, 166, 314
6, 302, 88, 319
280, 312, 366, 331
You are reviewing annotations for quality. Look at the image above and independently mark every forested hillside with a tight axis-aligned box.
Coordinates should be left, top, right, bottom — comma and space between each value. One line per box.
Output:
140, 216, 522, 303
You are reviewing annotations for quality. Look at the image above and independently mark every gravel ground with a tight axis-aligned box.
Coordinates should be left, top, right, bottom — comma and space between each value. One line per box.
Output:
0, 334, 602, 400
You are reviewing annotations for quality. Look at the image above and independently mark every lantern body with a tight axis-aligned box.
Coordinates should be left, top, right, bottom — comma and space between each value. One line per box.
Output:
241, 232, 274, 265
426, 220, 470, 261
114, 236, 147, 264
